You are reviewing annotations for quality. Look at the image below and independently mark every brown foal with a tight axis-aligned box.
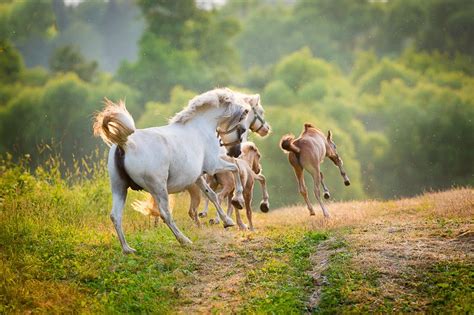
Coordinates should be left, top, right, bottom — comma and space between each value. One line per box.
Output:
280, 123, 350, 217
208, 142, 269, 230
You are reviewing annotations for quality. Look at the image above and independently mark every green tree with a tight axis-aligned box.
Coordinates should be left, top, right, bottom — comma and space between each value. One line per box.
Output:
49, 45, 98, 82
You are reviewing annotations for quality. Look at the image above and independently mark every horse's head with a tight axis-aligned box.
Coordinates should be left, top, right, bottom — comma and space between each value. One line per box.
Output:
243, 94, 271, 137
241, 142, 262, 174
326, 130, 351, 186
216, 92, 250, 157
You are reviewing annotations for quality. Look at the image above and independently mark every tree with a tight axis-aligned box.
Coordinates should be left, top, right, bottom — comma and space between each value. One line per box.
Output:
49, 45, 98, 82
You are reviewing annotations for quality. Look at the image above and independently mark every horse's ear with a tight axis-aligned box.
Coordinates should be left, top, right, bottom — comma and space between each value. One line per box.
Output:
251, 94, 260, 106
327, 130, 333, 141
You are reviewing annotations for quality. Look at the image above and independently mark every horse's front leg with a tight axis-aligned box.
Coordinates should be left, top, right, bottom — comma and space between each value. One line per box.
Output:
215, 158, 245, 210
195, 177, 235, 228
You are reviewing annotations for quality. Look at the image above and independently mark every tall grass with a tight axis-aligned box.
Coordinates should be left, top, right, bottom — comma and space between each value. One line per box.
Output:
0, 153, 194, 313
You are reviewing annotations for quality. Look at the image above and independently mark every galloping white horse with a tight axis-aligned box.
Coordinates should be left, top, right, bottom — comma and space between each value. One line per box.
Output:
133, 93, 272, 226
93, 88, 251, 253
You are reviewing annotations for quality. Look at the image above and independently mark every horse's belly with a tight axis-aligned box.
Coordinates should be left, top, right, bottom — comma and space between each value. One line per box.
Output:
167, 160, 202, 193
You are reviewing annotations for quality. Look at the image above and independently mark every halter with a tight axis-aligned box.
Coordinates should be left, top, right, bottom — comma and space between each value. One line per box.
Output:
249, 106, 267, 133
216, 123, 246, 147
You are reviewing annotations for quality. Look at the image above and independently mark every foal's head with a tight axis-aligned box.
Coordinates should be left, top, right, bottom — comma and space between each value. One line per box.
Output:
241, 142, 262, 174
325, 130, 351, 186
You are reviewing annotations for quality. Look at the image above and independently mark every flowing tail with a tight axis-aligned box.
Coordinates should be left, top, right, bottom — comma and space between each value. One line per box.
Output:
280, 134, 300, 154
93, 98, 136, 147
132, 193, 175, 217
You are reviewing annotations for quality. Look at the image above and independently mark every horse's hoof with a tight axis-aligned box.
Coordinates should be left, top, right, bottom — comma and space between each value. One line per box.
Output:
309, 211, 316, 216
344, 180, 351, 186
323, 192, 330, 199
209, 218, 220, 225
223, 218, 235, 228
179, 237, 193, 246
198, 212, 207, 218
231, 199, 243, 210
122, 247, 137, 255
260, 201, 270, 213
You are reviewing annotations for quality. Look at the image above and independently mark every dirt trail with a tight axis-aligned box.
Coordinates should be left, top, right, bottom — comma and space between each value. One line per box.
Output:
176, 229, 268, 314
173, 189, 473, 313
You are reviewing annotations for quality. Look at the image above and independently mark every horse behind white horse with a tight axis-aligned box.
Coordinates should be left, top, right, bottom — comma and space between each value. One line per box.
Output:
93, 88, 251, 253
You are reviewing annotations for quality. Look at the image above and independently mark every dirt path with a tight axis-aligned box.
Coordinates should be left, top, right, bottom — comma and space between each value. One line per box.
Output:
176, 229, 268, 314
172, 189, 473, 313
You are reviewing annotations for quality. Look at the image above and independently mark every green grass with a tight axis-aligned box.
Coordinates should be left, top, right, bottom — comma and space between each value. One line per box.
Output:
239, 230, 328, 313
0, 155, 196, 313
1, 155, 472, 313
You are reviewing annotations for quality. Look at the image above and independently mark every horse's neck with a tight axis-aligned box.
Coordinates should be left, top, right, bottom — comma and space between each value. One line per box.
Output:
183, 107, 223, 141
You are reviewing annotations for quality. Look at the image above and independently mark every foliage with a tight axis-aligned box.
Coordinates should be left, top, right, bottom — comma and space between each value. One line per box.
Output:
49, 45, 98, 82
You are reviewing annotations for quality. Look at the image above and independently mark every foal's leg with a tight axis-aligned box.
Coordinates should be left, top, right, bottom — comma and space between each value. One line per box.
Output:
195, 177, 235, 228
254, 173, 270, 212
310, 168, 330, 218
187, 184, 201, 227
320, 172, 331, 199
110, 181, 136, 254
149, 185, 192, 245
290, 154, 315, 215
215, 158, 245, 209
198, 175, 217, 218
210, 179, 234, 225
244, 185, 254, 231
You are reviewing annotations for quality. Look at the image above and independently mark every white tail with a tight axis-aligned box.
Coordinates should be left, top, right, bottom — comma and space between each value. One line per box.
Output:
93, 98, 136, 147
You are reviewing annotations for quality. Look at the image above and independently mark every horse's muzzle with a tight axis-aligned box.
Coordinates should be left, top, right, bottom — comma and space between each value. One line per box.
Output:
227, 144, 241, 158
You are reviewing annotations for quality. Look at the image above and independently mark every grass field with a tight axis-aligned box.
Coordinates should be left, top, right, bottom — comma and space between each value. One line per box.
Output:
1, 158, 473, 313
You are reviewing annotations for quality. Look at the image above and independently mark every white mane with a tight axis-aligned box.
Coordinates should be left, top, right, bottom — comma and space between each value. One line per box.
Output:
170, 88, 237, 124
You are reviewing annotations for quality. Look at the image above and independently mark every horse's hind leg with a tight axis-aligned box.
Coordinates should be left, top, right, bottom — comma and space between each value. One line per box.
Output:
320, 172, 330, 199
310, 168, 330, 218
290, 154, 315, 215
110, 185, 136, 254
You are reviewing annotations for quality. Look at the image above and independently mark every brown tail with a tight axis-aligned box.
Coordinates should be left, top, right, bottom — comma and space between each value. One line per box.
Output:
280, 134, 300, 153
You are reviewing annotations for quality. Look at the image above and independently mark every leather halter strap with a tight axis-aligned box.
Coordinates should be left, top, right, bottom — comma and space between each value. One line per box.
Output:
249, 107, 266, 133
216, 124, 246, 147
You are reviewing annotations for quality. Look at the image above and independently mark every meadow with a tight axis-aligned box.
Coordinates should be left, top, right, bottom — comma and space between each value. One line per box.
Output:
1, 156, 472, 313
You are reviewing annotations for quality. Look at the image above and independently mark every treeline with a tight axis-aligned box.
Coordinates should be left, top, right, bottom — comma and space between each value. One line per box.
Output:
0, 0, 472, 206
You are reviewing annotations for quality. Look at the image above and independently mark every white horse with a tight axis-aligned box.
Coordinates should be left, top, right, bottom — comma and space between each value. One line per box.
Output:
133, 93, 272, 226
199, 93, 271, 221
93, 88, 251, 253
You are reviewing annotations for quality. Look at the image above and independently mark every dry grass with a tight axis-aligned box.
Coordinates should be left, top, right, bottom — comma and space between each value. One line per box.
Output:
172, 188, 473, 313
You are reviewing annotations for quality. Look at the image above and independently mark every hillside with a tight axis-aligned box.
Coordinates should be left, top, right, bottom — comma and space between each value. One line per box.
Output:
1, 163, 472, 314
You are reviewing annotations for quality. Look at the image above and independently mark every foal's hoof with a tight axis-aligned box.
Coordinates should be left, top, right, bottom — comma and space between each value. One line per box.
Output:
209, 218, 220, 225
323, 192, 331, 199
231, 198, 244, 210
238, 223, 248, 230
260, 201, 270, 213
344, 180, 351, 186
198, 211, 207, 218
